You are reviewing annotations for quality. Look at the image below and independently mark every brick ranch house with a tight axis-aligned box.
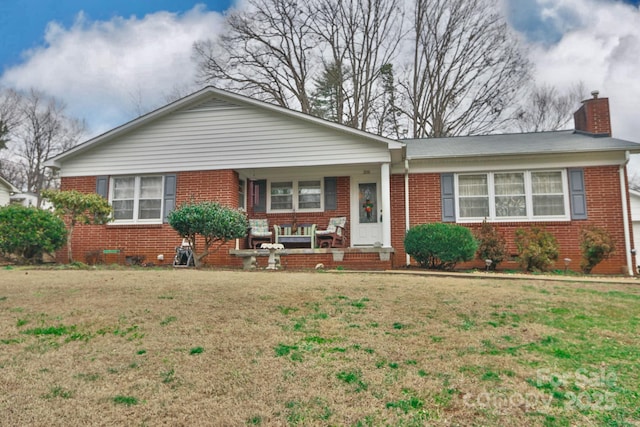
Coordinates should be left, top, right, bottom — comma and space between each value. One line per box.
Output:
44, 87, 640, 274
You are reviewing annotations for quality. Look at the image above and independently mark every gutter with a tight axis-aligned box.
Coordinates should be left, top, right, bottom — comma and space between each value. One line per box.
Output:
404, 158, 411, 266
620, 151, 634, 276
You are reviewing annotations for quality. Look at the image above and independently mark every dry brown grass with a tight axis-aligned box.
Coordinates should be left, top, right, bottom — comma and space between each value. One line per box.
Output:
0, 268, 638, 426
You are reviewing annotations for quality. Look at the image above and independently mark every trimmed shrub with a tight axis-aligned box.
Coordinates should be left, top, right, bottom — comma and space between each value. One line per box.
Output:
580, 226, 615, 274
514, 227, 559, 272
0, 204, 67, 264
404, 223, 478, 270
474, 220, 507, 270
168, 201, 247, 267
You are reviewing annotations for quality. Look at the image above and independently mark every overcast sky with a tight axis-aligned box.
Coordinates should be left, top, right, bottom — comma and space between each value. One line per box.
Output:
0, 0, 639, 168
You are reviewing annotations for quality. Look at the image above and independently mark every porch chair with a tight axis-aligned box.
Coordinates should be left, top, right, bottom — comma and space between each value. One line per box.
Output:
248, 218, 273, 249
316, 216, 347, 248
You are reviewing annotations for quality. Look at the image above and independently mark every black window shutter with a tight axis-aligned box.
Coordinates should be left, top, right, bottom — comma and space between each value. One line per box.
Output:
96, 176, 108, 198
163, 174, 177, 223
568, 168, 587, 220
441, 173, 456, 222
324, 177, 337, 210
254, 180, 267, 213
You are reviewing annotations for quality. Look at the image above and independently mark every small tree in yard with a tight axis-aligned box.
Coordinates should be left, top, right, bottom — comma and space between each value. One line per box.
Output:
42, 189, 113, 263
0, 204, 67, 264
580, 226, 615, 274
514, 227, 559, 272
167, 201, 247, 268
404, 223, 477, 270
475, 220, 507, 270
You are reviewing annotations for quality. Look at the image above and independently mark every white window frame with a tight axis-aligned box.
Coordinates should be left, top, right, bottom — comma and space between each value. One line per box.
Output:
267, 179, 324, 213
109, 175, 164, 224
455, 169, 570, 222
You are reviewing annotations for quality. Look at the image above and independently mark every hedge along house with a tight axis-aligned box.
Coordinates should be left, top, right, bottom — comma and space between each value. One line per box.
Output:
45, 87, 640, 274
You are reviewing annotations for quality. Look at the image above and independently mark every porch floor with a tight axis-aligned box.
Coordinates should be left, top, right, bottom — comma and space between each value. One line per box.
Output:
229, 246, 394, 270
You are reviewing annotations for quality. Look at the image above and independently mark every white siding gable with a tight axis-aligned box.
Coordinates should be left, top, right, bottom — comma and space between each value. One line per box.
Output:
58, 96, 392, 177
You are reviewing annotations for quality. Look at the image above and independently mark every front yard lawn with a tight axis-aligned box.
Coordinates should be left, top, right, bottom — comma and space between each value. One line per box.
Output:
1, 269, 638, 426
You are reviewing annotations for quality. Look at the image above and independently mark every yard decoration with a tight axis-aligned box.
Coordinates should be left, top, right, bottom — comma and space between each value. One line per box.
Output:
167, 201, 247, 268
42, 189, 113, 263
0, 204, 67, 264
404, 223, 477, 270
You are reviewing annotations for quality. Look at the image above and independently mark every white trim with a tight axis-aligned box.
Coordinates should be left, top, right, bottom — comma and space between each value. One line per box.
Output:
267, 178, 324, 213
109, 175, 164, 224
401, 151, 628, 174
404, 159, 411, 265
620, 157, 633, 276
454, 169, 571, 223
381, 163, 391, 248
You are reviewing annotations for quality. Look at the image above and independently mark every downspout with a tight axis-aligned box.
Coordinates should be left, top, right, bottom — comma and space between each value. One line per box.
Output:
620, 151, 633, 276
404, 159, 411, 266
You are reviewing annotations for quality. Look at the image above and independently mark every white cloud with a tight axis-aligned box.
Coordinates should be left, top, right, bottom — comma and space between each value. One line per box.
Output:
0, 5, 225, 136
523, 0, 640, 139
516, 0, 640, 172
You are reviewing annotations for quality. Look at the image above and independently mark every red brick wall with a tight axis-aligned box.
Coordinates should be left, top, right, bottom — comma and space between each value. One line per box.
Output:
60, 170, 241, 267
391, 166, 634, 274
61, 165, 633, 274
59, 173, 392, 269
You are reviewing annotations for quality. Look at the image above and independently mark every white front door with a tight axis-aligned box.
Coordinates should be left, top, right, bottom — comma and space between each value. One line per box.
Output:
351, 177, 382, 246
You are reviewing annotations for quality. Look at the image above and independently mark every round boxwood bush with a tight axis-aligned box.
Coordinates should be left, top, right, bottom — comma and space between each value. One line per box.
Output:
0, 204, 67, 264
404, 223, 478, 270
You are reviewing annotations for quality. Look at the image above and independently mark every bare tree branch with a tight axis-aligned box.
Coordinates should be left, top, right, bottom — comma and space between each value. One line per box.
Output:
513, 82, 587, 132
4, 89, 85, 203
194, 0, 319, 113
398, 0, 530, 138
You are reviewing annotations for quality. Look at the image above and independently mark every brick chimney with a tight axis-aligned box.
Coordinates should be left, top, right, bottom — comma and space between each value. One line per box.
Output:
574, 90, 612, 136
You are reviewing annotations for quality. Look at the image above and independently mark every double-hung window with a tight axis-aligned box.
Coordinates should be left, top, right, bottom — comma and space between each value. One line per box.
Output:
111, 176, 163, 222
456, 170, 568, 221
269, 179, 322, 212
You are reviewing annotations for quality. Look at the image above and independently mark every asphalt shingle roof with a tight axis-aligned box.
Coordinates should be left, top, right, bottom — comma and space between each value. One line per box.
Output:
404, 130, 640, 159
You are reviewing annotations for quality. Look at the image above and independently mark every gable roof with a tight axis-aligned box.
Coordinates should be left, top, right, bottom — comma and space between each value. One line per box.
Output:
404, 130, 640, 159
0, 176, 19, 193
45, 86, 403, 169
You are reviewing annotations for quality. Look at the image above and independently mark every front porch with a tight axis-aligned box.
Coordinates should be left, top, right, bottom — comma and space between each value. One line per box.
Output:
229, 246, 395, 270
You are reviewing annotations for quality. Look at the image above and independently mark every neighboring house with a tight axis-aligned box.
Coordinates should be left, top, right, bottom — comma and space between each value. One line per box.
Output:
44, 87, 640, 274
10, 191, 38, 207
0, 176, 19, 206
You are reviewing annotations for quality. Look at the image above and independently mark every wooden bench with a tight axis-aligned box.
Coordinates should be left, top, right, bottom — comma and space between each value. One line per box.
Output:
274, 223, 317, 248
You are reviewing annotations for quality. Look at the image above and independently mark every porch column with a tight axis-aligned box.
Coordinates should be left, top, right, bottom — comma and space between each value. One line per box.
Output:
381, 162, 392, 248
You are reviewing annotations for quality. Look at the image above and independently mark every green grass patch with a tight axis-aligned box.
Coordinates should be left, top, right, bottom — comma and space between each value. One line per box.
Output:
386, 390, 424, 414
112, 395, 139, 406
277, 306, 299, 315
44, 386, 74, 399
21, 325, 72, 336
336, 369, 368, 392
189, 346, 204, 355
